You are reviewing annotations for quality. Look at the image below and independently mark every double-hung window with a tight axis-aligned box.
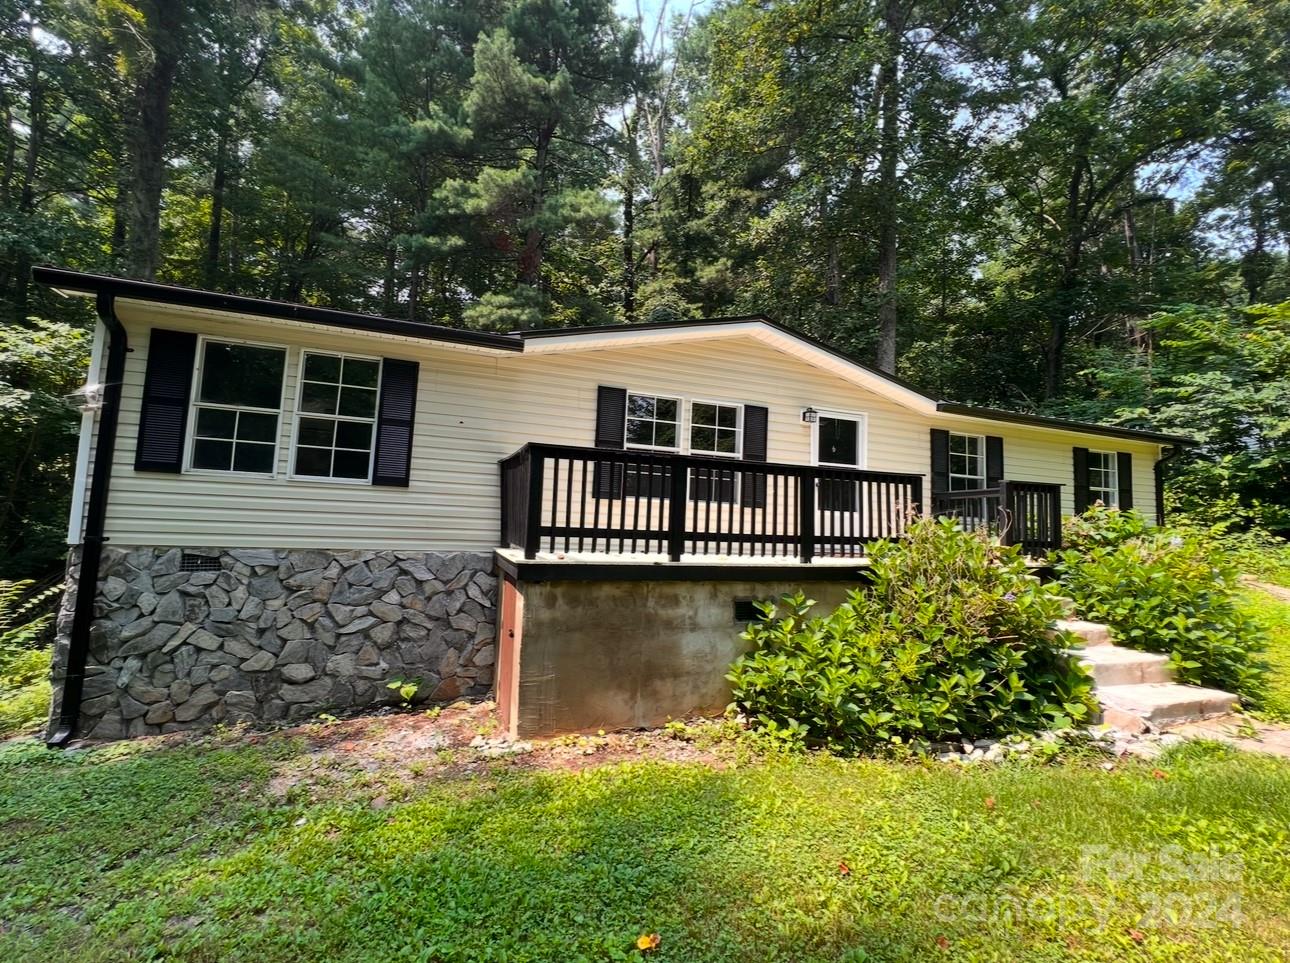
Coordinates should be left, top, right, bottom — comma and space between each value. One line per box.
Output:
1088, 450, 1119, 507
624, 393, 680, 450
689, 401, 742, 456
189, 338, 286, 474
689, 401, 742, 503
292, 352, 381, 481
622, 393, 680, 497
948, 432, 986, 491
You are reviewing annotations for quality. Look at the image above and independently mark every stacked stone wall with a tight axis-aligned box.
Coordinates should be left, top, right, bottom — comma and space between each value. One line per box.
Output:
49, 547, 497, 740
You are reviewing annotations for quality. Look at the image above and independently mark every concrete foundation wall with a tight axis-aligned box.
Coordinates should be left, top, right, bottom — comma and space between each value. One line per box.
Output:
50, 547, 497, 741
503, 578, 856, 737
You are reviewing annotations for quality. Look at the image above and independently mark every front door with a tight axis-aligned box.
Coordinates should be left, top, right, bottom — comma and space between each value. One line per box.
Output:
814, 412, 864, 511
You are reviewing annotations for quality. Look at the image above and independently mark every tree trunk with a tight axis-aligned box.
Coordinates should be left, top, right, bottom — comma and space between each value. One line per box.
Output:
517, 126, 552, 289
123, 0, 186, 280
873, 0, 902, 374
407, 264, 421, 322
1242, 197, 1269, 305
622, 172, 636, 321
383, 245, 397, 317
204, 124, 229, 288
10, 38, 43, 322
111, 165, 129, 260
1045, 138, 1091, 398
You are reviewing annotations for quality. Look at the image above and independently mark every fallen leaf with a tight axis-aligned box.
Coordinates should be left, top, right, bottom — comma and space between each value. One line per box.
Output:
636, 933, 661, 952
838, 861, 851, 877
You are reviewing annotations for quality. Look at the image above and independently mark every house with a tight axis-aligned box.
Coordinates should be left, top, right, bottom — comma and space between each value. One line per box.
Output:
34, 266, 1191, 743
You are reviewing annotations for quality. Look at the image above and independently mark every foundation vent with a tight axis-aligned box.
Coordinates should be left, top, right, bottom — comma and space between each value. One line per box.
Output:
180, 553, 222, 573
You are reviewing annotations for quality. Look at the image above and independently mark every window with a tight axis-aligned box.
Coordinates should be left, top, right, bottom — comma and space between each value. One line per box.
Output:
690, 401, 742, 456
817, 415, 862, 467
949, 432, 985, 491
292, 352, 381, 481
189, 339, 286, 474
624, 393, 680, 450
1088, 450, 1118, 507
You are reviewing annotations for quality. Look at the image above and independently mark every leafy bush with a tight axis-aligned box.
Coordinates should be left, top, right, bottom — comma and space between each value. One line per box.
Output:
0, 579, 56, 737
727, 517, 1096, 754
1052, 509, 1266, 699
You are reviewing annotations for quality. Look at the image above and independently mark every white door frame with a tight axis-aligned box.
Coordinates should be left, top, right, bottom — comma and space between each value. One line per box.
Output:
810, 409, 869, 469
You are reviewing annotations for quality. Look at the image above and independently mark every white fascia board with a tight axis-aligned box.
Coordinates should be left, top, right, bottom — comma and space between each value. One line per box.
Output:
518, 320, 767, 352
67, 319, 106, 544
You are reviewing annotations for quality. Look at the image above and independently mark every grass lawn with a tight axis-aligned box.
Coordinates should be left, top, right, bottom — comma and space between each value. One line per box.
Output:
2, 715, 1290, 963
1242, 585, 1290, 721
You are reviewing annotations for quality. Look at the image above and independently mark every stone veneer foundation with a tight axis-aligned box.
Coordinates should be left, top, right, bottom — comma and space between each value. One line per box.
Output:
48, 546, 497, 741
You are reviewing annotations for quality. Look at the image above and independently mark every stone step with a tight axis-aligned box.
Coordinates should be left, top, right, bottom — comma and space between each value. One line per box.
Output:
1052, 618, 1112, 646
1075, 644, 1173, 686
1098, 683, 1239, 729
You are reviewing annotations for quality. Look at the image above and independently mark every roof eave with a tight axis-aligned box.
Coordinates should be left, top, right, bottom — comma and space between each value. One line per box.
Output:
935, 402, 1195, 446
32, 266, 524, 353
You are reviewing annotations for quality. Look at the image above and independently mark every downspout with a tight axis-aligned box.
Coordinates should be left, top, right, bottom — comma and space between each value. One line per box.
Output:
47, 291, 129, 747
1154, 445, 1183, 526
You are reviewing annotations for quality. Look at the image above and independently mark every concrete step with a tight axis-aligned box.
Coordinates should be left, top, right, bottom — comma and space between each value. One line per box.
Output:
1052, 618, 1112, 646
1075, 645, 1173, 686
1098, 683, 1239, 729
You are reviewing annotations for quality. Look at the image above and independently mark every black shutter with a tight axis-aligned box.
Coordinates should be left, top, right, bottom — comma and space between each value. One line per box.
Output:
1072, 447, 1090, 513
593, 386, 626, 499
1117, 452, 1133, 511
741, 404, 769, 508
985, 436, 1004, 488
372, 358, 418, 487
135, 328, 198, 472
930, 429, 949, 493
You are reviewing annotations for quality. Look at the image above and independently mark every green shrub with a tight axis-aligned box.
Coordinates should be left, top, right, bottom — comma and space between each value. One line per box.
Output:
1052, 510, 1266, 699
0, 579, 56, 737
727, 517, 1096, 754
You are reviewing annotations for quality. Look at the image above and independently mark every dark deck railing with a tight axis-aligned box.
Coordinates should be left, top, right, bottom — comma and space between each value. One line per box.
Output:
932, 479, 1063, 554
501, 445, 1064, 562
500, 443, 923, 562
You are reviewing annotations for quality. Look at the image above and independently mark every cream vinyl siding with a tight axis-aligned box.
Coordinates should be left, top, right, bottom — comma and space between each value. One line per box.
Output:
92, 302, 1161, 550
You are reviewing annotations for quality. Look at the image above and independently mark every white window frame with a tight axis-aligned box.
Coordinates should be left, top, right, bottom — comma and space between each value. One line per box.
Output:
1088, 449, 1119, 507
688, 398, 744, 458
288, 349, 383, 485
184, 335, 289, 478
810, 409, 868, 469
623, 390, 684, 452
948, 432, 987, 491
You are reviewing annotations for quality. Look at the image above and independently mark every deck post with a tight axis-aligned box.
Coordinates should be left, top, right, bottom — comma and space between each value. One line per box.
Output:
667, 463, 687, 561
798, 474, 815, 563
524, 449, 543, 559
1047, 482, 1063, 551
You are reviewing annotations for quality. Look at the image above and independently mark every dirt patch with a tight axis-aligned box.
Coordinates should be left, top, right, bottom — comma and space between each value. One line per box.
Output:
1241, 577, 1290, 603
1166, 713, 1290, 759
234, 700, 726, 799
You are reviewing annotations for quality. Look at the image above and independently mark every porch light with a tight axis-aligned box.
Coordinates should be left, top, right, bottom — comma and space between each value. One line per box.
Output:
801, 407, 819, 424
